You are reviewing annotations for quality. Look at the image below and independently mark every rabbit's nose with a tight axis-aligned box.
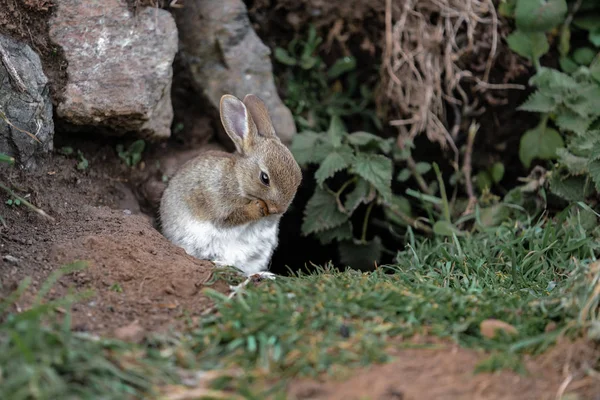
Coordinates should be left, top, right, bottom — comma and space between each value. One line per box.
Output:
266, 202, 279, 214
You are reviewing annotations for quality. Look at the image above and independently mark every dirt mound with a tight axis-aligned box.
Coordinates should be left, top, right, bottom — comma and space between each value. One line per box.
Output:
0, 141, 227, 336
50, 206, 220, 334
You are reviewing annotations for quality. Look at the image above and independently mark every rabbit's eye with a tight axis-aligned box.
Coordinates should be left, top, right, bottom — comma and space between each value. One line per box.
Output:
260, 171, 270, 186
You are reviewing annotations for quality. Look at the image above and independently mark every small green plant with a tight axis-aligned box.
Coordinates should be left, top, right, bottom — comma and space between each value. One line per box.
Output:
274, 25, 380, 133
503, 0, 600, 203
59, 146, 89, 171
292, 116, 416, 267
5, 197, 21, 207
0, 152, 53, 223
117, 139, 145, 167
476, 162, 506, 192
110, 283, 123, 293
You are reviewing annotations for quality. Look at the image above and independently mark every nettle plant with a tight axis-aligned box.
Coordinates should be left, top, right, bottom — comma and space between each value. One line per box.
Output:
502, 0, 600, 203
274, 25, 381, 133
290, 116, 429, 267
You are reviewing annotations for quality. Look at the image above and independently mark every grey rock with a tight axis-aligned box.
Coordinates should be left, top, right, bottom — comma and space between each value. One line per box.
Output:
49, 0, 178, 139
3, 255, 19, 264
174, 0, 296, 145
0, 34, 53, 169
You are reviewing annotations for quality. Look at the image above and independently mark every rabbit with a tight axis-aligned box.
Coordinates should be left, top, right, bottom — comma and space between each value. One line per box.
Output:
159, 94, 302, 277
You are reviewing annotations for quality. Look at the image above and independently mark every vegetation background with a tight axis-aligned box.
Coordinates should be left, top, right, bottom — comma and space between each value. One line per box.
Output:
1, 0, 600, 398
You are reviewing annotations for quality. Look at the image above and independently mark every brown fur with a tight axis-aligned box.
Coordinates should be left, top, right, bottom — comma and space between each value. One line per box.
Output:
163, 94, 302, 227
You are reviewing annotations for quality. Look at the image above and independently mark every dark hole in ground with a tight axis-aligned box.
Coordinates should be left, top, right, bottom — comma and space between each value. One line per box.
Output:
270, 179, 340, 275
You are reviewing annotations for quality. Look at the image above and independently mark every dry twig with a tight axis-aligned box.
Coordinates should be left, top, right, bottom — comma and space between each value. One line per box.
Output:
0, 41, 27, 93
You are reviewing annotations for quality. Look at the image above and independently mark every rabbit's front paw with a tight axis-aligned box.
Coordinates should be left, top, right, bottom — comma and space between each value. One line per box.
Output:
252, 199, 269, 218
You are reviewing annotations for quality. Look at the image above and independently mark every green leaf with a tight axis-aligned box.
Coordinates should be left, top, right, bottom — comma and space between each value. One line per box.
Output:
291, 131, 328, 165
77, 152, 89, 171
314, 147, 355, 186
383, 195, 412, 226
299, 55, 318, 70
589, 140, 600, 161
327, 56, 356, 79
559, 56, 579, 74
274, 47, 297, 66
347, 131, 393, 154
563, 85, 600, 117
569, 130, 600, 156
338, 237, 383, 270
530, 67, 578, 92
415, 162, 432, 175
498, 0, 517, 17
477, 171, 493, 191
556, 148, 588, 175
555, 110, 592, 135
344, 178, 371, 214
490, 162, 505, 183
506, 30, 549, 61
129, 139, 145, 154
327, 116, 346, 148
591, 56, 600, 83
519, 125, 564, 168
518, 91, 557, 113
549, 174, 587, 201
0, 153, 15, 165
130, 153, 142, 167
301, 187, 349, 235
573, 15, 600, 32
515, 0, 567, 32
590, 29, 600, 47
351, 153, 393, 201
347, 131, 384, 147
396, 168, 411, 182
316, 222, 353, 245
433, 220, 466, 237
477, 204, 511, 228
60, 146, 74, 156
588, 159, 600, 192
573, 47, 597, 66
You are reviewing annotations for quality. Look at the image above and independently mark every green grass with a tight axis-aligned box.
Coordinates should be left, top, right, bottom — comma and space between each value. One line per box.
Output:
0, 262, 178, 400
1, 209, 599, 398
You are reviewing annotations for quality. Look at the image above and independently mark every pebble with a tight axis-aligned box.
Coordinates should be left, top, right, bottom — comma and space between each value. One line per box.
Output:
3, 255, 19, 264
480, 319, 518, 339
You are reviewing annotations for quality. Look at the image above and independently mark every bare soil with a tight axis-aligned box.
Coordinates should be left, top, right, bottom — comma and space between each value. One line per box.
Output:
288, 338, 600, 400
0, 140, 228, 337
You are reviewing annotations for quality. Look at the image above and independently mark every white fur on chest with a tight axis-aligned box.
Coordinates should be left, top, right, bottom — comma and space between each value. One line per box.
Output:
169, 215, 280, 276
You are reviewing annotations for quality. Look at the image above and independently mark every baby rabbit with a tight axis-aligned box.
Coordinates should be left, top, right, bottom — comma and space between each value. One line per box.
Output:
160, 94, 302, 276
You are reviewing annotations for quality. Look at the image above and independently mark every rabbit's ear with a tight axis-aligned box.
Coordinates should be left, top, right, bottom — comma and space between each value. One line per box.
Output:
243, 94, 278, 140
220, 94, 258, 154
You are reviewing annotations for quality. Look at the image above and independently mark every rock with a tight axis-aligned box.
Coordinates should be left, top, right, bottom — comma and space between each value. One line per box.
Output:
3, 254, 19, 264
0, 34, 53, 169
480, 319, 518, 339
174, 0, 296, 145
48, 0, 178, 139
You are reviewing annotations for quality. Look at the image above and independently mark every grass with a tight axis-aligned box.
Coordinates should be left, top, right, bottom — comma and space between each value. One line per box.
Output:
1, 208, 599, 398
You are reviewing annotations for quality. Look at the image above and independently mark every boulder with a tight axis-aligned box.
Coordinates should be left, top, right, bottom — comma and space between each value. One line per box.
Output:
0, 34, 53, 169
174, 0, 296, 145
48, 0, 178, 139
